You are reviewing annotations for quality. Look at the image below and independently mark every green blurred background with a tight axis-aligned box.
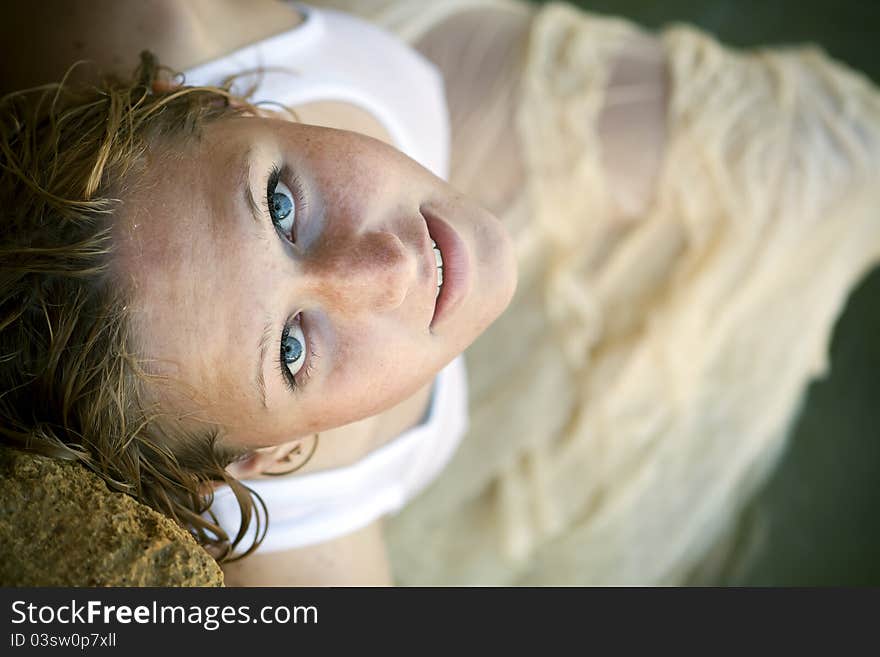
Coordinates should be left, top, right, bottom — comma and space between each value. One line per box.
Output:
532, 0, 880, 585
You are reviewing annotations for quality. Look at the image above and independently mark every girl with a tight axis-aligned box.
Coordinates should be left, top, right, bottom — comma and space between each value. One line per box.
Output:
1, 0, 878, 585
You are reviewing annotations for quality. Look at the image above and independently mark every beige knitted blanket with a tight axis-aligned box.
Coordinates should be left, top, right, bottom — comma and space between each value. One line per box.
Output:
318, 0, 880, 585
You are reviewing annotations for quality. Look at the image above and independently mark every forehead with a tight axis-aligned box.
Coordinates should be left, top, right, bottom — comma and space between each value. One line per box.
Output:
119, 130, 240, 263
113, 124, 267, 411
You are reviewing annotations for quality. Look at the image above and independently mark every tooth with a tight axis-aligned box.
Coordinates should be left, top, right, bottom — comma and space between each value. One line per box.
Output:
431, 237, 445, 293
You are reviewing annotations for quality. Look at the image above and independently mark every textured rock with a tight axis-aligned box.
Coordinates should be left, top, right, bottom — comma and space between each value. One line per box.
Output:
0, 446, 224, 586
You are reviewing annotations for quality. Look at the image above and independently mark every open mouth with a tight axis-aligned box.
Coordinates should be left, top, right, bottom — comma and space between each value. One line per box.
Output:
422, 207, 469, 329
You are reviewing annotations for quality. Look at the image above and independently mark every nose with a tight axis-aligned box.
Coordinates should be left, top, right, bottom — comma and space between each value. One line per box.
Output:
303, 230, 417, 314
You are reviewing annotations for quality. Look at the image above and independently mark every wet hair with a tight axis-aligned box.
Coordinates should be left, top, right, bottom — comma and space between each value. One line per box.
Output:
0, 52, 270, 560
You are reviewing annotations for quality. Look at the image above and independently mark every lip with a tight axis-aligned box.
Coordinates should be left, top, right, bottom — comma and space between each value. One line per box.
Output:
421, 206, 470, 330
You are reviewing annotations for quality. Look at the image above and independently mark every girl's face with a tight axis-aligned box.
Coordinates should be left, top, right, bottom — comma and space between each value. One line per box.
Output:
116, 116, 516, 448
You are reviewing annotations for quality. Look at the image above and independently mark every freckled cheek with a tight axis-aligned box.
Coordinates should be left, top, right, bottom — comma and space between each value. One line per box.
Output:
315, 334, 413, 421
312, 146, 408, 208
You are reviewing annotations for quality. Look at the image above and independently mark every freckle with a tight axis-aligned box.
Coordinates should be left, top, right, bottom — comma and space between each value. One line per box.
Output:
72, 40, 85, 50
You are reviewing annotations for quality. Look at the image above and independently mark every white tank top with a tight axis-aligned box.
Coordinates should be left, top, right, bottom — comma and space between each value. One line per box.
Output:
183, 1, 450, 180
211, 356, 468, 552
189, 3, 468, 552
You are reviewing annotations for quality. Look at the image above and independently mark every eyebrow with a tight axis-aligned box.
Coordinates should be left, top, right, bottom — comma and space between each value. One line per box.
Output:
242, 147, 264, 226
255, 317, 274, 410
242, 147, 273, 410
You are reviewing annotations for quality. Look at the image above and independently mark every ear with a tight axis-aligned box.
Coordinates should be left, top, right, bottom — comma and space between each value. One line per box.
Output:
224, 438, 311, 479
150, 78, 181, 94
224, 451, 262, 479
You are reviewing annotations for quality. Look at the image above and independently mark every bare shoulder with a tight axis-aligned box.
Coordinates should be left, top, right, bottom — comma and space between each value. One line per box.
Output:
221, 519, 394, 586
412, 4, 669, 223
0, 0, 304, 95
0, 0, 185, 94
596, 32, 669, 220
413, 4, 532, 119
412, 5, 533, 216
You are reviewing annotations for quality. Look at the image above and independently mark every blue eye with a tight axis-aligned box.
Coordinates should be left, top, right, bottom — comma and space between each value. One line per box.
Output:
266, 166, 297, 239
272, 190, 293, 221
281, 322, 307, 379
265, 165, 312, 392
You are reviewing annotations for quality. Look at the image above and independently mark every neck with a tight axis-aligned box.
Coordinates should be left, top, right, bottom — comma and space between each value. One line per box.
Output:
298, 380, 435, 474
231, 380, 435, 479
169, 0, 305, 70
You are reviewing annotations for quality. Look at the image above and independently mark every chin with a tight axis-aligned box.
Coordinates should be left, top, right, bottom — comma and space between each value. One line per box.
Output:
487, 217, 519, 316
466, 245, 516, 330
